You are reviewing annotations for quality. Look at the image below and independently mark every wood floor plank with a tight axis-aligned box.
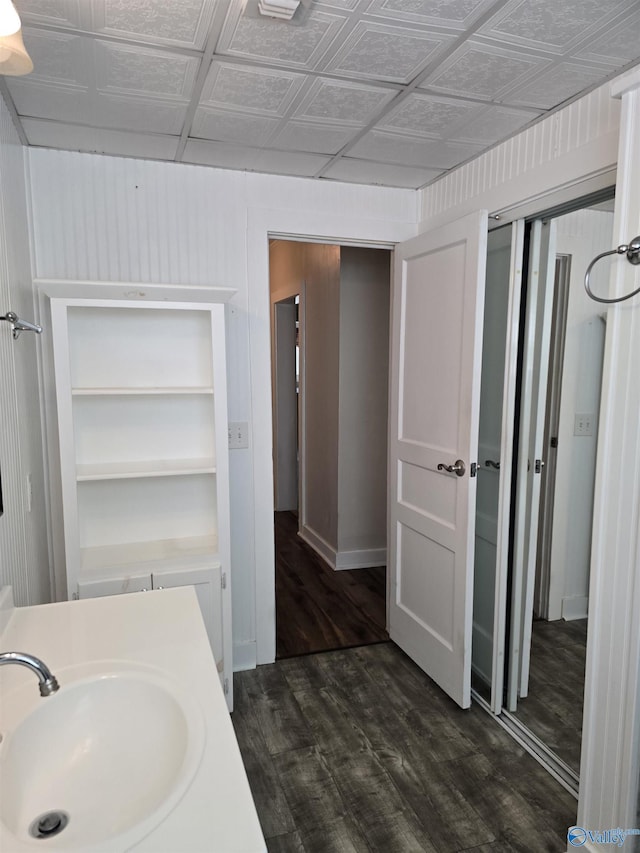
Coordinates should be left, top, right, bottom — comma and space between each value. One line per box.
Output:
231, 679, 297, 839
278, 654, 330, 693
439, 752, 573, 852
298, 817, 370, 853
272, 746, 350, 832
293, 686, 372, 758
266, 831, 306, 853
233, 644, 575, 853
237, 665, 315, 756
512, 619, 586, 773
490, 748, 578, 841
275, 511, 388, 658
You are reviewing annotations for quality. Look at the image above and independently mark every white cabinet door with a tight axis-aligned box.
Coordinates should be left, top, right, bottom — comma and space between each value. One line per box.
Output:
388, 211, 488, 710
151, 566, 230, 708
77, 573, 152, 598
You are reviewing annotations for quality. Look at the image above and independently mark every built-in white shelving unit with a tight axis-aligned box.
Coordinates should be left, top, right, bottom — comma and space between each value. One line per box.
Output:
50, 292, 235, 708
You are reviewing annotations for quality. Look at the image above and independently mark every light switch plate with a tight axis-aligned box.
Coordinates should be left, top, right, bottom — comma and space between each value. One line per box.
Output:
228, 421, 249, 449
574, 413, 594, 436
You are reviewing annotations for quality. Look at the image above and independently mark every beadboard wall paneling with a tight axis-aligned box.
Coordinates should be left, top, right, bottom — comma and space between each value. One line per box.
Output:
0, 96, 49, 605
421, 83, 620, 228
27, 149, 418, 665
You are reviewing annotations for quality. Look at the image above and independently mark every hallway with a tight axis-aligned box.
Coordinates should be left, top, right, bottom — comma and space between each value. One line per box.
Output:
275, 512, 388, 658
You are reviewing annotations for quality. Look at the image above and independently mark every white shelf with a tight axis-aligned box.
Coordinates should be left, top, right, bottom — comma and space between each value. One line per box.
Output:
51, 296, 233, 708
72, 386, 214, 396
76, 458, 217, 481
79, 535, 219, 576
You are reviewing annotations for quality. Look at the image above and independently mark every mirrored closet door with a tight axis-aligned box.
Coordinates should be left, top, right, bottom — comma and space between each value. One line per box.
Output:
473, 193, 615, 782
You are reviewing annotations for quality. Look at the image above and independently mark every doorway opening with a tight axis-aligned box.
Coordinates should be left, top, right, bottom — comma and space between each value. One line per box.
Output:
269, 239, 391, 659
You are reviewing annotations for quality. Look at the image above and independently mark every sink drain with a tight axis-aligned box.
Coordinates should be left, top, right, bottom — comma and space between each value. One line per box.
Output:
29, 810, 69, 839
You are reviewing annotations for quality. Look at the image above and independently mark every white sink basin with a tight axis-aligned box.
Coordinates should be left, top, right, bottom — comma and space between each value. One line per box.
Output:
0, 662, 205, 851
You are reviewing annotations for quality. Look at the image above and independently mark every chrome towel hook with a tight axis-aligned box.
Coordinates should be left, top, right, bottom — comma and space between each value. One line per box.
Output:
0, 311, 43, 340
584, 236, 640, 304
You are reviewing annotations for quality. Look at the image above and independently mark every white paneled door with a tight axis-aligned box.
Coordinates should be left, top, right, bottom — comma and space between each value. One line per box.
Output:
388, 211, 488, 709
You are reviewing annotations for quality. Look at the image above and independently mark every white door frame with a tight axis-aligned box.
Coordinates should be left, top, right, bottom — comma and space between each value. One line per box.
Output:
247, 209, 415, 666
490, 218, 525, 715
577, 68, 640, 843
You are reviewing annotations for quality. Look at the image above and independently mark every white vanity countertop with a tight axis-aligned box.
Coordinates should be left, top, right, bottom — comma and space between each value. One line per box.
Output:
0, 586, 266, 853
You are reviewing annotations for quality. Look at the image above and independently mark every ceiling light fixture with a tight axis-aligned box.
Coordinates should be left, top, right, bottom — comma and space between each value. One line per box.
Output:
258, 0, 301, 20
0, 0, 33, 76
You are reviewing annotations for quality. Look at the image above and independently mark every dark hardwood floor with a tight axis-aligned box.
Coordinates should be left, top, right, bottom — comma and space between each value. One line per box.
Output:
275, 511, 388, 659
232, 642, 577, 852
512, 618, 587, 773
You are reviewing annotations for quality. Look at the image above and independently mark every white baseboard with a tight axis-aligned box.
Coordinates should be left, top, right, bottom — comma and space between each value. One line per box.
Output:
233, 640, 257, 672
299, 524, 337, 568
335, 548, 386, 570
299, 525, 386, 571
562, 595, 589, 621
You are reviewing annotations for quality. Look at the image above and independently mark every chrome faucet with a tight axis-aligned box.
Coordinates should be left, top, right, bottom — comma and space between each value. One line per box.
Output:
0, 652, 60, 696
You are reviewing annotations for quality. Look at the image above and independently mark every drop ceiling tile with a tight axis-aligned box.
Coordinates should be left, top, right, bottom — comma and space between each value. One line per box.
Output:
200, 61, 305, 116
183, 138, 330, 176
576, 8, 640, 68
6, 79, 91, 124
93, 0, 217, 50
422, 42, 549, 100
378, 92, 479, 137
95, 40, 199, 99
22, 28, 87, 85
349, 128, 483, 166
479, 0, 626, 54
22, 118, 180, 160
96, 94, 188, 134
505, 61, 608, 109
364, 0, 497, 31
217, 6, 349, 70
14, 0, 85, 29
325, 21, 452, 83
271, 120, 359, 153
452, 104, 540, 143
315, 0, 363, 10
6, 78, 186, 134
191, 107, 281, 144
293, 77, 398, 125
322, 156, 444, 187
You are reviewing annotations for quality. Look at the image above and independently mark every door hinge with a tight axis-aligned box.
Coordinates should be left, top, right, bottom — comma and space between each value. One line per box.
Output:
470, 462, 478, 478
535, 459, 545, 473
224, 677, 229, 695
221, 572, 227, 590
550, 436, 558, 449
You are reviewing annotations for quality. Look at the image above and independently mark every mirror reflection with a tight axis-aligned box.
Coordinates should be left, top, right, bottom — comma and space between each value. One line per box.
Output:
472, 195, 614, 779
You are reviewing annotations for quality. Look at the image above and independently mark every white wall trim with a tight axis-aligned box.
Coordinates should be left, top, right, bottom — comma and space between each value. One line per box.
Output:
335, 548, 387, 571
577, 73, 640, 836
299, 524, 337, 569
233, 640, 257, 672
561, 596, 589, 621
247, 206, 418, 665
420, 83, 619, 231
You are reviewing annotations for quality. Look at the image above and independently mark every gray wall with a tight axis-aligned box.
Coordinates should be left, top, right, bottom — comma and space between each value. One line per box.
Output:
337, 247, 390, 556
